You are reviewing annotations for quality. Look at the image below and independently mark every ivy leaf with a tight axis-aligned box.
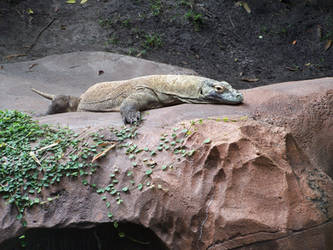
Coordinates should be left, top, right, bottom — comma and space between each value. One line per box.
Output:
80, 0, 88, 4
21, 220, 27, 227
138, 183, 143, 191
27, 8, 34, 14
145, 169, 153, 176
96, 188, 105, 194
203, 139, 211, 144
187, 149, 196, 156
66, 0, 76, 3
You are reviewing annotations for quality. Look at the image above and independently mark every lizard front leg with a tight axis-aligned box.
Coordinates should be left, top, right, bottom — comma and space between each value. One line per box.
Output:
120, 89, 163, 124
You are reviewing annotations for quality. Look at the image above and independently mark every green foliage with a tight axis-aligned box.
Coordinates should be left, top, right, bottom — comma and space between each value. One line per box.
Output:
178, 0, 192, 8
0, 110, 99, 224
127, 47, 139, 56
143, 33, 162, 49
150, 0, 162, 16
65, 0, 88, 5
106, 34, 119, 45
184, 10, 203, 23
121, 19, 130, 28
184, 10, 203, 31
203, 138, 211, 144
98, 18, 114, 28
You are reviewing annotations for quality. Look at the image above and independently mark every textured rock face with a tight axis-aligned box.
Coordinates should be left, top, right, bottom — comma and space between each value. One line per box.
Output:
150, 120, 332, 250
251, 88, 333, 179
0, 119, 332, 249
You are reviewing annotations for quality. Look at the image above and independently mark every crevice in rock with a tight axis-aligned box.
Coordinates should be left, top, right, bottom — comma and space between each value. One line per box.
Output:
196, 197, 214, 250
0, 222, 168, 250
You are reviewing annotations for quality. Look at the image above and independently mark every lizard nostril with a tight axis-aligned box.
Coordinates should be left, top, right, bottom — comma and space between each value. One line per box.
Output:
236, 92, 243, 101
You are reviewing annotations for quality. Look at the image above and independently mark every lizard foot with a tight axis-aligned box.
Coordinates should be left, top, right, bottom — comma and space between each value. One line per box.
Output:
120, 109, 141, 124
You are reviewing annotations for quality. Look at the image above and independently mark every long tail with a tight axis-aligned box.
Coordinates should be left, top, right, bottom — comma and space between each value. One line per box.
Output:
31, 88, 56, 100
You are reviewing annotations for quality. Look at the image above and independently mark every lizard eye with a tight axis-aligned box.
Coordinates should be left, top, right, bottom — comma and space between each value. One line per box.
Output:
215, 86, 225, 93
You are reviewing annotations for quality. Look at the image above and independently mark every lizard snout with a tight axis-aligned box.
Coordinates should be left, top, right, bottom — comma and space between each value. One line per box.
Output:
235, 92, 244, 103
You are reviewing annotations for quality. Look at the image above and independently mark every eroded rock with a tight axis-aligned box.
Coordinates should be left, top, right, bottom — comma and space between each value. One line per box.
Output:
251, 88, 333, 179
0, 119, 332, 250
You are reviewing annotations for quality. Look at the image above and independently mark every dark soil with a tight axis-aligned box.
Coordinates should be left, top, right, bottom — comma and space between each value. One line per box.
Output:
0, 0, 332, 89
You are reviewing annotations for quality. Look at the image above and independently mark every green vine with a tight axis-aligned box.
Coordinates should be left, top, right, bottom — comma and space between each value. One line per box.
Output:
0, 110, 101, 226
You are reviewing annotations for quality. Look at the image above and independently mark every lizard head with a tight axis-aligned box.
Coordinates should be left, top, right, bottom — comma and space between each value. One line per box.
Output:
200, 80, 243, 104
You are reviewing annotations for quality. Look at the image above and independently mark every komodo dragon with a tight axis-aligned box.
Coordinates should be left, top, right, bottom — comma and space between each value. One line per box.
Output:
32, 75, 243, 124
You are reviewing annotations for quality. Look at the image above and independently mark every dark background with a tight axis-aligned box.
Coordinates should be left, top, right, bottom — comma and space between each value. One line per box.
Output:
0, 0, 332, 89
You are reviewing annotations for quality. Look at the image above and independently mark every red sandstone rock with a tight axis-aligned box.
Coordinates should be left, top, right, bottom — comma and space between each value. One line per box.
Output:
251, 89, 333, 179
0, 119, 332, 249
0, 76, 332, 249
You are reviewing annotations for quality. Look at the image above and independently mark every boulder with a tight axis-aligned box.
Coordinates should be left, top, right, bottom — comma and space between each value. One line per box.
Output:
0, 119, 332, 250
0, 53, 332, 249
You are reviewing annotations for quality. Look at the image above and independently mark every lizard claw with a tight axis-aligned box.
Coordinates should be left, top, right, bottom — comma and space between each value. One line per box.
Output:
121, 110, 141, 124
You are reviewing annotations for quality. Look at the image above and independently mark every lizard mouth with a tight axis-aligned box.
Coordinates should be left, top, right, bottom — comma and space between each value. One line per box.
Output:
205, 91, 244, 104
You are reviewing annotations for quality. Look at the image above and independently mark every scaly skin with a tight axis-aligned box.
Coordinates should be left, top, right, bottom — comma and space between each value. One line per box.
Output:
32, 75, 243, 124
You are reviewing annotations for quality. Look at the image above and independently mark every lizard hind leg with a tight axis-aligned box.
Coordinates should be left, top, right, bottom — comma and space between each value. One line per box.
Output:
46, 95, 80, 115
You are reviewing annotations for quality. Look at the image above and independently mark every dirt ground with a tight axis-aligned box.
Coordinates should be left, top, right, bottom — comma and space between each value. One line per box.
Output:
0, 0, 332, 89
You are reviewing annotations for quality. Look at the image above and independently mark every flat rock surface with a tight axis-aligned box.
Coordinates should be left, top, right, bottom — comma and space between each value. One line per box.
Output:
0, 51, 195, 114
